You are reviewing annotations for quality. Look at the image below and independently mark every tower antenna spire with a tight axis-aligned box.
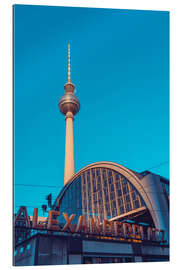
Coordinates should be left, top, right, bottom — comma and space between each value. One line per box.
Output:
68, 42, 71, 83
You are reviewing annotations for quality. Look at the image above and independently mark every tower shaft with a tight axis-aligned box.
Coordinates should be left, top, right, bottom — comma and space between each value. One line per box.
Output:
64, 112, 75, 184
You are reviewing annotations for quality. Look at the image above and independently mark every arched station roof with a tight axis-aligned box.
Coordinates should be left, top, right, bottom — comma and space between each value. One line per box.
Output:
53, 161, 159, 228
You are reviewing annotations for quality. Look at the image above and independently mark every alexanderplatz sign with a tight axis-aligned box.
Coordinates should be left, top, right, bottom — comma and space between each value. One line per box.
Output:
14, 207, 166, 243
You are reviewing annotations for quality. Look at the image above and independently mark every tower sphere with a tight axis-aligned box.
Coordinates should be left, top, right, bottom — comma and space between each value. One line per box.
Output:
59, 90, 80, 116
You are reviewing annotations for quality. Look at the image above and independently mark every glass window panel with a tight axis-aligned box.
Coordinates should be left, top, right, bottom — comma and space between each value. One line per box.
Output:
82, 176, 86, 184
92, 170, 95, 178
102, 170, 106, 178
107, 211, 111, 218
123, 186, 128, 194
104, 180, 107, 187
110, 192, 115, 200
125, 194, 130, 203
108, 170, 112, 177
77, 200, 80, 208
140, 197, 145, 206
110, 184, 114, 192
132, 192, 136, 200
134, 200, 140, 209
116, 182, 120, 189
96, 170, 100, 176
117, 189, 122, 196
126, 203, 131, 212
98, 199, 103, 206
122, 178, 127, 185
119, 206, 124, 214
108, 177, 113, 185
112, 201, 116, 208
112, 208, 117, 216
118, 197, 123, 205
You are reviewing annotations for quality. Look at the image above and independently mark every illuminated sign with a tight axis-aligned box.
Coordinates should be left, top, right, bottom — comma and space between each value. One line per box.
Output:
14, 207, 165, 242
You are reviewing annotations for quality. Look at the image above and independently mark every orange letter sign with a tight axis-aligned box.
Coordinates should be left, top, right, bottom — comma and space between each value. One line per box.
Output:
47, 210, 60, 230
32, 208, 46, 229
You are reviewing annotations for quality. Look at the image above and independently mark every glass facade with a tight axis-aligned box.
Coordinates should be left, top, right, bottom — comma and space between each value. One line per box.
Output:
58, 175, 82, 225
58, 167, 146, 225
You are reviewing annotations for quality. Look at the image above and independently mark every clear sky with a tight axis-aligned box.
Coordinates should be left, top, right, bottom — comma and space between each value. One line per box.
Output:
14, 5, 169, 216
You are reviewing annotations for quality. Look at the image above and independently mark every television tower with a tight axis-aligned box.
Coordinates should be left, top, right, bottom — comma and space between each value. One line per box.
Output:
59, 43, 80, 185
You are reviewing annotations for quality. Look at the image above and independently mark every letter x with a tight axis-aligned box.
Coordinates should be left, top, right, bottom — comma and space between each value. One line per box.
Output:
62, 213, 75, 232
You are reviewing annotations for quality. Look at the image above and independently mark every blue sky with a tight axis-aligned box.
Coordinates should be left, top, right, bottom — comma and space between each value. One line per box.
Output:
14, 5, 169, 216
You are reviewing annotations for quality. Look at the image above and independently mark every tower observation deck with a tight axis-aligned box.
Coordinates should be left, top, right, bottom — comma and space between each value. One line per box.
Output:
58, 43, 80, 185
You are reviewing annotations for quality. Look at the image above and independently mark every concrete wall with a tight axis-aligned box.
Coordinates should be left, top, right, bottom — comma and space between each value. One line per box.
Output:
140, 173, 169, 241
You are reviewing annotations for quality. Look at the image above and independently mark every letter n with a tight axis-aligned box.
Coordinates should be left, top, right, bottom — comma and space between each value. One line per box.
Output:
76, 215, 88, 233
